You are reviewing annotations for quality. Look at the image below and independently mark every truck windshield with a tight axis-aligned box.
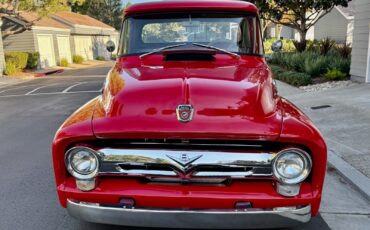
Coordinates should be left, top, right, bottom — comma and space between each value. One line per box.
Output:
118, 13, 263, 56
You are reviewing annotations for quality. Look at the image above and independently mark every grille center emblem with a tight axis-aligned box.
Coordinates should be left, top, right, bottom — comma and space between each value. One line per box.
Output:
167, 153, 203, 168
176, 104, 194, 123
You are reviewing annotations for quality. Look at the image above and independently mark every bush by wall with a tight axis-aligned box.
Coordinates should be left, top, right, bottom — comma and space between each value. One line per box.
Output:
96, 56, 105, 61
270, 65, 312, 86
4, 62, 19, 76
324, 68, 346, 81
73, 55, 84, 64
59, 58, 69, 67
5, 52, 29, 70
26, 52, 40, 69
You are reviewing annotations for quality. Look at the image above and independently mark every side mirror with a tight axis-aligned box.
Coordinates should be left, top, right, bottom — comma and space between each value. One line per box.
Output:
271, 40, 283, 52
106, 40, 116, 53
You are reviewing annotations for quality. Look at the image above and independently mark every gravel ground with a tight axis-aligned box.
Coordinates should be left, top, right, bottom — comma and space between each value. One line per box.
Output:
299, 80, 357, 92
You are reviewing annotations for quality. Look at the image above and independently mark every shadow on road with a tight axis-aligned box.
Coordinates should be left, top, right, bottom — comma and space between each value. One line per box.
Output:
73, 214, 330, 230
55, 62, 114, 77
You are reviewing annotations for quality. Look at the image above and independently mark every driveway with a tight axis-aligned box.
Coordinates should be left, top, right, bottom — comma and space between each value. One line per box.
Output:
0, 65, 368, 230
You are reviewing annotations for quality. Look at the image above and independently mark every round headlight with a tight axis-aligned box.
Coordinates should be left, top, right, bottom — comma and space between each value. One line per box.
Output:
272, 148, 312, 184
65, 147, 99, 179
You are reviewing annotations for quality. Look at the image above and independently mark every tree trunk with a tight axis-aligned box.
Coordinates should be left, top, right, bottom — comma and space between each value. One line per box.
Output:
296, 30, 307, 52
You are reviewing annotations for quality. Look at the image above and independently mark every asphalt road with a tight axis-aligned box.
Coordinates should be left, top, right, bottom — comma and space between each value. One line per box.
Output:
0, 64, 367, 230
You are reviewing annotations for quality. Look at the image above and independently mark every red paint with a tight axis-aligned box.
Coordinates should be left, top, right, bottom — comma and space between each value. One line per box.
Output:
52, 0, 326, 221
124, 0, 259, 17
34, 69, 64, 78
93, 55, 281, 140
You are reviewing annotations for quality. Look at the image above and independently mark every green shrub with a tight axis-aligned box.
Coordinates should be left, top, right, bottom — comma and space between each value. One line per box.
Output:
335, 43, 352, 59
95, 56, 105, 61
306, 39, 320, 52
59, 58, 69, 67
270, 51, 306, 72
270, 65, 312, 86
324, 68, 347, 81
304, 56, 330, 77
329, 57, 351, 75
5, 52, 28, 69
293, 40, 306, 53
319, 38, 336, 55
73, 55, 84, 64
270, 50, 351, 78
4, 61, 19, 76
26, 52, 40, 69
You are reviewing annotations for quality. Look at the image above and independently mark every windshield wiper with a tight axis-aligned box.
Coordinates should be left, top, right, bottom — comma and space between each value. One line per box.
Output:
139, 43, 188, 59
192, 43, 240, 59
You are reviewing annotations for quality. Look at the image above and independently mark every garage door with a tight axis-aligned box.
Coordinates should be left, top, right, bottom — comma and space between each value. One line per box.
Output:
37, 34, 56, 68
93, 36, 114, 60
74, 36, 93, 60
57, 35, 72, 63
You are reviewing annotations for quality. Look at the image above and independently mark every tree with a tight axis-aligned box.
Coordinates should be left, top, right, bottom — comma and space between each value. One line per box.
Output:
246, 0, 351, 52
72, 0, 123, 30
1, 0, 85, 36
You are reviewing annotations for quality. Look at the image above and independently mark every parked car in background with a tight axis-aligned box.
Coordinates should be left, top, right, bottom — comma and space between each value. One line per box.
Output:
52, 1, 327, 229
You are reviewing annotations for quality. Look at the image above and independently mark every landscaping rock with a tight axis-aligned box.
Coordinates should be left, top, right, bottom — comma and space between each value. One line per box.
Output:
299, 80, 356, 92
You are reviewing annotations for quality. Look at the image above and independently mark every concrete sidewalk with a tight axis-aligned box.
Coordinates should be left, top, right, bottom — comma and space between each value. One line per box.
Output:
277, 80, 370, 200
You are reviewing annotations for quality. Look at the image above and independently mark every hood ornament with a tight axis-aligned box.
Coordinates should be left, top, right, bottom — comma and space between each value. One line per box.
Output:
176, 104, 194, 123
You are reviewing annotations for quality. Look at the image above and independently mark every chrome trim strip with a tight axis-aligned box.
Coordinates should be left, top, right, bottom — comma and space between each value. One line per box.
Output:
193, 171, 255, 177
97, 148, 275, 178
115, 168, 177, 176
127, 142, 264, 148
67, 200, 311, 229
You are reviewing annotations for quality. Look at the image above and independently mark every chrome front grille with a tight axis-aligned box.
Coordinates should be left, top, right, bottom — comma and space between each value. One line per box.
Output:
97, 149, 275, 181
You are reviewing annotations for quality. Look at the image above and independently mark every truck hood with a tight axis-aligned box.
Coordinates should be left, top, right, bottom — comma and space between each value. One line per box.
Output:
92, 55, 282, 140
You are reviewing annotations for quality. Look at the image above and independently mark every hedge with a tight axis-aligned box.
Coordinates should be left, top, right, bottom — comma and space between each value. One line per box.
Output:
59, 58, 69, 67
4, 62, 18, 76
27, 52, 40, 69
5, 52, 29, 69
73, 55, 84, 64
270, 65, 312, 87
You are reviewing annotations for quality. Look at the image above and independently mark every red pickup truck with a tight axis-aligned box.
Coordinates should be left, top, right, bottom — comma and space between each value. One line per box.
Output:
52, 1, 327, 229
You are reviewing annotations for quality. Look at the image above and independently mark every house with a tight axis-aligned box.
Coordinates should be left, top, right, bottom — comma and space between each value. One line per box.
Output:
350, 0, 370, 83
0, 19, 4, 77
1, 11, 118, 68
265, 1, 354, 44
306, 2, 354, 44
51, 12, 118, 61
2, 12, 72, 68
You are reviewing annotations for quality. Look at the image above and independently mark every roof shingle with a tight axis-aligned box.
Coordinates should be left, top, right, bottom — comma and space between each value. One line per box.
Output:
53, 11, 113, 29
19, 12, 69, 29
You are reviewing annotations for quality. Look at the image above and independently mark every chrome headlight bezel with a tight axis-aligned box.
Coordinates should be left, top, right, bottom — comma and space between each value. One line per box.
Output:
272, 148, 312, 185
65, 147, 100, 180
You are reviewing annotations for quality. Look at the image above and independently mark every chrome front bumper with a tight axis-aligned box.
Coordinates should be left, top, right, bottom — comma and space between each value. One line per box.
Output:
67, 200, 311, 229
